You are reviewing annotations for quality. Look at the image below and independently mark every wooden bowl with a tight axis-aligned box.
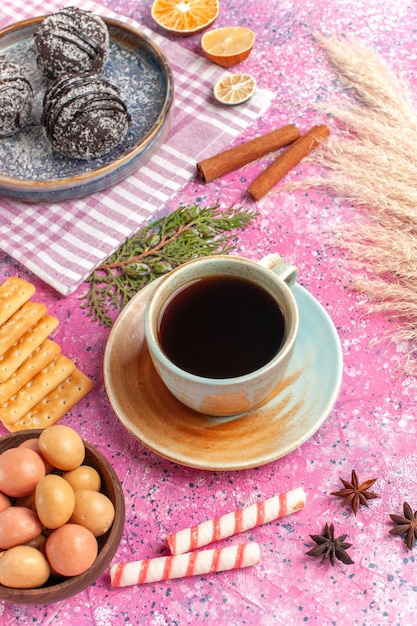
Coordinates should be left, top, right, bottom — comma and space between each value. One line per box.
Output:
0, 429, 125, 604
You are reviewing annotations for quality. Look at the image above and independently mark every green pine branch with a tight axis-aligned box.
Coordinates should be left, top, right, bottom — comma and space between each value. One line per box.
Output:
80, 202, 258, 327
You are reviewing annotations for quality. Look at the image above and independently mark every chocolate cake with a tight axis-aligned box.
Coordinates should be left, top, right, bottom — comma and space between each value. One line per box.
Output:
0, 60, 33, 137
42, 74, 131, 160
34, 7, 109, 80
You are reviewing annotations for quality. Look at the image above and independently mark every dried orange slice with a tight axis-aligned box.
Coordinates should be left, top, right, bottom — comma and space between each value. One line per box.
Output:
201, 26, 255, 67
151, 0, 219, 35
213, 73, 257, 105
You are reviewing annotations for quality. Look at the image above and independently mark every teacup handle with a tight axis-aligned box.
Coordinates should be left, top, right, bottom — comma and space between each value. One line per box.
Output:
259, 253, 298, 288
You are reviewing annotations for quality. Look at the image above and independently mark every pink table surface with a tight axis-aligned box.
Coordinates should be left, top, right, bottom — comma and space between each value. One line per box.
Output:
1, 0, 417, 624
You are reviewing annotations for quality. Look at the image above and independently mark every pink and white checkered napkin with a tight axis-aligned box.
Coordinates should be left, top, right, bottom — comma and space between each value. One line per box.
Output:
0, 0, 274, 295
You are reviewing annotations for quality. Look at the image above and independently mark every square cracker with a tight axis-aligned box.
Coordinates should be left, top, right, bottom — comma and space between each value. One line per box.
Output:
0, 354, 76, 426
4, 369, 93, 432
0, 339, 61, 404
0, 315, 59, 384
0, 277, 36, 326
0, 301, 47, 357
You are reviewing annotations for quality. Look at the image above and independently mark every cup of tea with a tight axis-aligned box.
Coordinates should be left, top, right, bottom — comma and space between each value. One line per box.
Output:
144, 254, 299, 417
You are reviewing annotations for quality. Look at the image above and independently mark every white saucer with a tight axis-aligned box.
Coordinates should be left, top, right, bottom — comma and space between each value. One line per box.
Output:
103, 279, 343, 471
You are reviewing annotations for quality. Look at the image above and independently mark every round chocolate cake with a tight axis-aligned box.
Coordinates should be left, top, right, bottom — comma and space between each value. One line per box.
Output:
0, 60, 33, 137
34, 7, 109, 80
42, 74, 131, 160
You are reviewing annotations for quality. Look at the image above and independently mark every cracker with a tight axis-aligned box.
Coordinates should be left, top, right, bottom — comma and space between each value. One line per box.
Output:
0, 301, 47, 357
0, 354, 76, 426
0, 339, 61, 404
0, 277, 36, 326
5, 369, 93, 431
0, 315, 59, 384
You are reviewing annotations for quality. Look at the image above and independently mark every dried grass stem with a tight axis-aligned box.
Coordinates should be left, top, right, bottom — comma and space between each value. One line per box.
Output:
289, 34, 417, 367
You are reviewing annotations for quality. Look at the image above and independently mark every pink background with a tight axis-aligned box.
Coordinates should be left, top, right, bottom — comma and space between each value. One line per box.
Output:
1, 0, 417, 624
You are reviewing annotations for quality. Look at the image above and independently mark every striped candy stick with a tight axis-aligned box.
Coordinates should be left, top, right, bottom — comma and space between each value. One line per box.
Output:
166, 487, 306, 555
110, 542, 260, 587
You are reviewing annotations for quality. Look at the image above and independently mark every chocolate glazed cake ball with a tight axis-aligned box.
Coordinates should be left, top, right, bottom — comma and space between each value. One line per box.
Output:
0, 60, 33, 137
42, 74, 131, 160
34, 7, 109, 80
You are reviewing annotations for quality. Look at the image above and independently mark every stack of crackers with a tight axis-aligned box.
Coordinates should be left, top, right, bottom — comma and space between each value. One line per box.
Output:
0, 277, 92, 432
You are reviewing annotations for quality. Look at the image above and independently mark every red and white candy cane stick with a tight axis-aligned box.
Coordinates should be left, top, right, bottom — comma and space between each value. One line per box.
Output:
110, 542, 260, 587
166, 487, 306, 555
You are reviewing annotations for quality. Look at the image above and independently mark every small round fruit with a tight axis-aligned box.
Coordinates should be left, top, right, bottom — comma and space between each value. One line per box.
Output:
0, 491, 11, 513
35, 474, 75, 529
63, 465, 101, 492
0, 506, 43, 549
19, 437, 54, 473
0, 447, 46, 497
38, 424, 85, 471
24, 533, 46, 550
45, 523, 98, 577
70, 489, 115, 537
15, 491, 37, 511
0, 545, 50, 588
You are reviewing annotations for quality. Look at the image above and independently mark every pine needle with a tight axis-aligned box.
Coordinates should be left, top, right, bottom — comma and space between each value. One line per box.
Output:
80, 202, 258, 327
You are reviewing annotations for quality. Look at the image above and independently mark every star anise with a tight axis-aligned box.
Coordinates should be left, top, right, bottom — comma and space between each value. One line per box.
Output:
306, 522, 354, 566
389, 502, 417, 550
330, 469, 379, 515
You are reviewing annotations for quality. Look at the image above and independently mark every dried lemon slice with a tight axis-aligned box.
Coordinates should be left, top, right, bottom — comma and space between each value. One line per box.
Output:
201, 26, 255, 67
213, 73, 257, 105
151, 0, 219, 35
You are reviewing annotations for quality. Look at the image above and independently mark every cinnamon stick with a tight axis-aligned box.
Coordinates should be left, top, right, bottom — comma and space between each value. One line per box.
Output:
196, 125, 300, 183
247, 124, 331, 201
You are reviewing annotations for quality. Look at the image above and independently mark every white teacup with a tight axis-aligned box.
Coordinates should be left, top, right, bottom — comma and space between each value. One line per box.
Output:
144, 254, 299, 416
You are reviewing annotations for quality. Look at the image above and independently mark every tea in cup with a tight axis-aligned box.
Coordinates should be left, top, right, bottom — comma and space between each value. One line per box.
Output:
144, 254, 298, 416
